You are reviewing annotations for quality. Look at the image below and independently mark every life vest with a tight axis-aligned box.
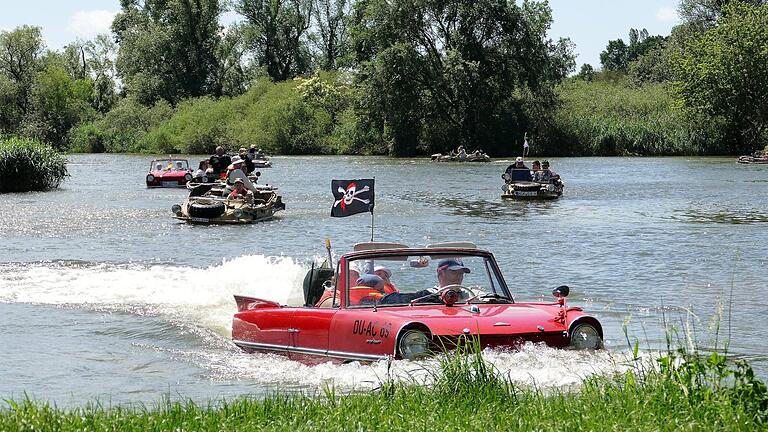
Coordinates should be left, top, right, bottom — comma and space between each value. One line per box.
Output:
348, 286, 384, 305
383, 282, 398, 294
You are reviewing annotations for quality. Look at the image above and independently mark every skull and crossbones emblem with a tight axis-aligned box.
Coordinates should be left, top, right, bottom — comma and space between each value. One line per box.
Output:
334, 182, 370, 210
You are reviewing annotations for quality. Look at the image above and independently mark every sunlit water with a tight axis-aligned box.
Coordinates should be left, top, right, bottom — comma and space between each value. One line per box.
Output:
1, 154, 766, 407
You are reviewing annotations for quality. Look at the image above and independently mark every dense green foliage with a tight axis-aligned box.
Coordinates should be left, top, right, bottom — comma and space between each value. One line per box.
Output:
350, 0, 574, 155
70, 76, 358, 155
550, 79, 724, 156
3, 0, 768, 156
675, 2, 768, 154
0, 137, 67, 192
1, 346, 766, 431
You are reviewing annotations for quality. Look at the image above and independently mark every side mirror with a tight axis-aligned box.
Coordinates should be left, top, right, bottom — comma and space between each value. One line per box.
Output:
552, 285, 569, 298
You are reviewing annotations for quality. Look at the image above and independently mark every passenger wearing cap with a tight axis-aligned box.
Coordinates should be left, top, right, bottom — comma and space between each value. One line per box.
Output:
504, 156, 532, 182
374, 265, 398, 294
349, 273, 386, 305
227, 178, 254, 203
436, 258, 471, 288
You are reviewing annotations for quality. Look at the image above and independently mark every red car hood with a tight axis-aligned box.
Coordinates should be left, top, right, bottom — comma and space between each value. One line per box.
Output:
150, 170, 187, 178
376, 303, 568, 336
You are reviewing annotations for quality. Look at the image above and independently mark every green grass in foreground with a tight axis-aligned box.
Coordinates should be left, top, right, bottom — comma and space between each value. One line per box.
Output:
2, 347, 766, 432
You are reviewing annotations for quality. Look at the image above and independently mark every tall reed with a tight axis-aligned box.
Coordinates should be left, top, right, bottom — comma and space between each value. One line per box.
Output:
0, 137, 67, 192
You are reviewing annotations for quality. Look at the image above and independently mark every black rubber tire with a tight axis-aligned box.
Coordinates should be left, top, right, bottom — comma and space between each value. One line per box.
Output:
188, 201, 225, 218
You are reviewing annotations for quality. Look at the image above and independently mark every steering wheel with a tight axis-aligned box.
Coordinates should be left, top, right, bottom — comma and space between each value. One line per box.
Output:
437, 284, 477, 297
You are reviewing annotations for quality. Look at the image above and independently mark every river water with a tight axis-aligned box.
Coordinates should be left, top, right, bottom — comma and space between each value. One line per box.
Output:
1, 154, 766, 407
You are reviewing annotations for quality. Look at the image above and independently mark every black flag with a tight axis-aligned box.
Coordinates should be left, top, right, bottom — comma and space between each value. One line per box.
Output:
331, 179, 375, 217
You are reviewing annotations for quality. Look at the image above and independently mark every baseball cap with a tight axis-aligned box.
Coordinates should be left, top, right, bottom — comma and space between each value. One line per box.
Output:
437, 258, 471, 273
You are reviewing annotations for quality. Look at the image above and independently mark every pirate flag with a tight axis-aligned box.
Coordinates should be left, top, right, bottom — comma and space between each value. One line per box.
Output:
331, 179, 375, 217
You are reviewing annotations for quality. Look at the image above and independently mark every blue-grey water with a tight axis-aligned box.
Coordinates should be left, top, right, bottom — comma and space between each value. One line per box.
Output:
1, 154, 766, 407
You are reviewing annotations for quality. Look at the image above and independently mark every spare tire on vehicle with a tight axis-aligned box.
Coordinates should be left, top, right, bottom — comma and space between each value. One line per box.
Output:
188, 200, 226, 218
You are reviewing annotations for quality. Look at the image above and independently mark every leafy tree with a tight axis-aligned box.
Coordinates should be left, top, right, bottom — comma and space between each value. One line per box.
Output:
213, 24, 253, 97
311, 0, 351, 70
113, 0, 224, 105
0, 26, 45, 129
350, 0, 574, 155
577, 64, 595, 81
675, 2, 768, 152
678, 0, 766, 30
84, 34, 119, 113
600, 39, 629, 72
23, 65, 96, 150
236, 0, 313, 81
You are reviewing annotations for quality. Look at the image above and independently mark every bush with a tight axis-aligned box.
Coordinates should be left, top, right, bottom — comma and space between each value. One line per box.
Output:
68, 98, 174, 153
546, 78, 724, 156
0, 137, 67, 192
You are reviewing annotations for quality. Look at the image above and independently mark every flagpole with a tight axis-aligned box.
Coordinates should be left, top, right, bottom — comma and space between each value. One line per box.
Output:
370, 176, 375, 242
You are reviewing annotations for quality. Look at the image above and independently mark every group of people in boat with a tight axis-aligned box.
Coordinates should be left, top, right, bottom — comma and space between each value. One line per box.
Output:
448, 145, 487, 161
193, 145, 267, 182
504, 157, 560, 183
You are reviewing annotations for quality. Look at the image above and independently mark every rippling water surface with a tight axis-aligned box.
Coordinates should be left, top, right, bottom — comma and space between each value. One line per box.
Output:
1, 154, 766, 406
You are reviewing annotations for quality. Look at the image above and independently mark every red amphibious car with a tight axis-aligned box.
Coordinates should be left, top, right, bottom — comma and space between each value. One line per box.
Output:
232, 242, 603, 363
146, 158, 192, 188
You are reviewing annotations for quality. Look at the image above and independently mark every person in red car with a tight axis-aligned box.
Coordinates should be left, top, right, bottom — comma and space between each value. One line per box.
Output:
436, 258, 471, 288
228, 178, 253, 203
349, 274, 386, 305
374, 265, 398, 294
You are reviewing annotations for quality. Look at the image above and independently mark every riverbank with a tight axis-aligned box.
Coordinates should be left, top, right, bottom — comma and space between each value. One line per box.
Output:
2, 349, 766, 431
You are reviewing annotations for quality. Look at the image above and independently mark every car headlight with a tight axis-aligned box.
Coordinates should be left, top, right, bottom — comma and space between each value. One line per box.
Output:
569, 323, 602, 349
233, 209, 243, 218
547, 184, 555, 192
398, 330, 430, 360
146, 174, 155, 182
185, 173, 192, 181
171, 204, 182, 214
201, 176, 208, 183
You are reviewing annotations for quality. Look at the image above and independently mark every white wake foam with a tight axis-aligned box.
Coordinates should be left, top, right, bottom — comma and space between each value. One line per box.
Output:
0, 255, 307, 335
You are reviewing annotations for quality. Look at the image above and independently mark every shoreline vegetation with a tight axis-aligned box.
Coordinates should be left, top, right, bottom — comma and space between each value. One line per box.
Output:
0, 137, 67, 192
2, 345, 766, 431
1, 1, 766, 158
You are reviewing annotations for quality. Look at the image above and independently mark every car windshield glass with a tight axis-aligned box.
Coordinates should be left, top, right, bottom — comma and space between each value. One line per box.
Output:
346, 253, 511, 308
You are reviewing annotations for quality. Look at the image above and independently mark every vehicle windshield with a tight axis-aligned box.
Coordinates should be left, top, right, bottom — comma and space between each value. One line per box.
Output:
150, 159, 189, 171
346, 253, 511, 308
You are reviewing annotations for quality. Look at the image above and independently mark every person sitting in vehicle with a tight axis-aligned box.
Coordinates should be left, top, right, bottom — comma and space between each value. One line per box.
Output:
349, 274, 386, 305
226, 156, 247, 179
457, 145, 467, 161
238, 147, 255, 174
530, 160, 542, 181
175, 161, 185, 171
539, 160, 560, 183
155, 163, 163, 171
436, 258, 471, 289
209, 146, 231, 177
228, 178, 254, 203
504, 157, 532, 182
193, 160, 209, 181
374, 265, 398, 294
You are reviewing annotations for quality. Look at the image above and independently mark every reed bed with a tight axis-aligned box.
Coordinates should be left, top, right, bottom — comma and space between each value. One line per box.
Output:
2, 341, 765, 432
0, 137, 68, 193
